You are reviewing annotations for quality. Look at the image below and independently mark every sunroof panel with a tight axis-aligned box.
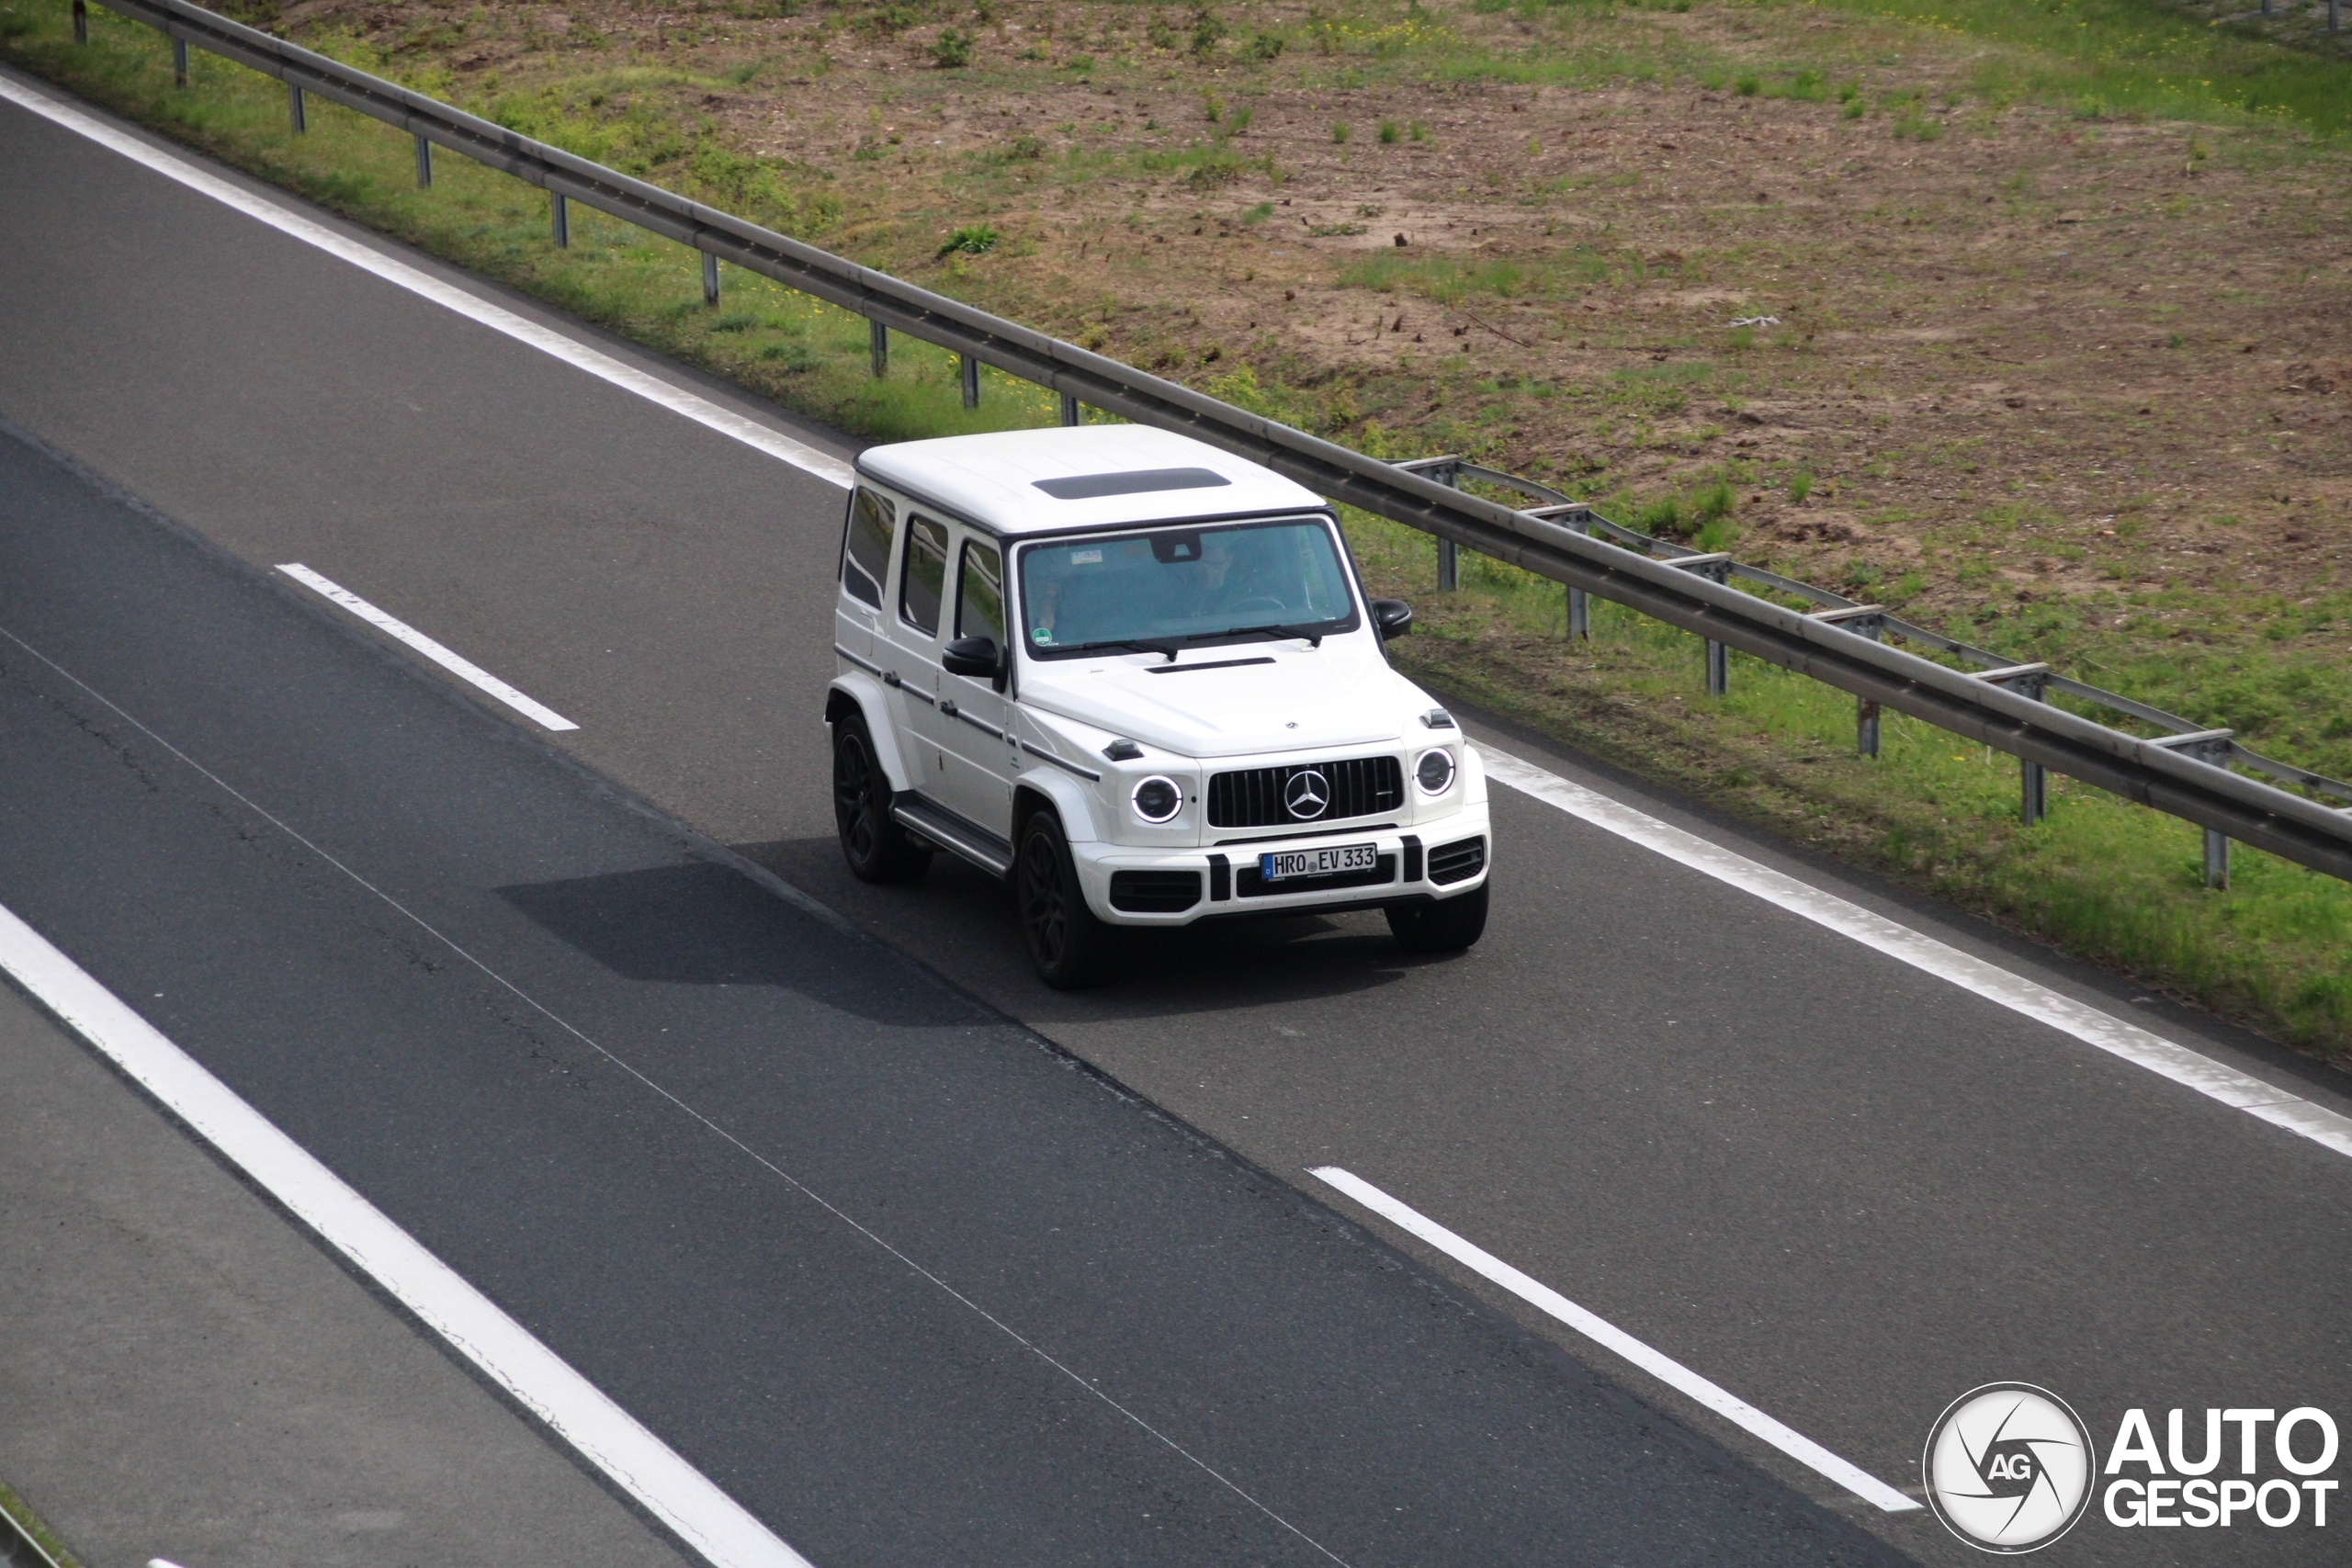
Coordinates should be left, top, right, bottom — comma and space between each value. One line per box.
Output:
1032, 467, 1234, 501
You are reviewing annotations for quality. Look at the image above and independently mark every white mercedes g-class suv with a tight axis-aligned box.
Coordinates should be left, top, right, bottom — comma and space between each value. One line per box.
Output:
827, 424, 1490, 988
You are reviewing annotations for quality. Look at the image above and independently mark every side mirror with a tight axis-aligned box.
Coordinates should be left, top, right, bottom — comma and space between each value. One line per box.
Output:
1371, 599, 1413, 640
943, 635, 1003, 681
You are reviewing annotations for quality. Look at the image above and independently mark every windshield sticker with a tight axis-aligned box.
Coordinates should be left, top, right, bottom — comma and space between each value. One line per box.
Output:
1069, 548, 1102, 565
1032, 627, 1054, 644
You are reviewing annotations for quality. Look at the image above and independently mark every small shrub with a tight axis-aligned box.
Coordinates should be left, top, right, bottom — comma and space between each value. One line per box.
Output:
1787, 69, 1826, 103
1788, 470, 1814, 503
1065, 54, 1095, 75
1735, 75, 1761, 97
1332, 120, 1351, 143
709, 312, 763, 333
1408, 120, 1430, 142
1204, 90, 1225, 123
1837, 80, 1860, 104
1006, 134, 1045, 160
1378, 119, 1400, 144
2073, 94, 2109, 120
1249, 28, 1285, 61
938, 223, 1000, 256
1728, 325, 1756, 352
1692, 481, 1735, 524
1241, 201, 1274, 224
1190, 5, 1227, 57
1842, 96, 1865, 121
1227, 105, 1253, 135
929, 28, 973, 67
1634, 497, 1682, 536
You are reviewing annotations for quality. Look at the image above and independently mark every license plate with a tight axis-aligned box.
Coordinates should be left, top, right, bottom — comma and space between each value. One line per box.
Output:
1260, 842, 1377, 882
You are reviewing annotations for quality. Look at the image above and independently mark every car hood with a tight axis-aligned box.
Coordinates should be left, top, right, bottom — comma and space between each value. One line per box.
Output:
1023, 647, 1415, 759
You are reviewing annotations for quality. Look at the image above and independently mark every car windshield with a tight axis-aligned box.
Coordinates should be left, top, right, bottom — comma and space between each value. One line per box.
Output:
1017, 518, 1357, 657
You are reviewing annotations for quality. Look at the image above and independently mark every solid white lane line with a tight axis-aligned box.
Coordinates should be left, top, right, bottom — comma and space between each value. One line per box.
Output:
1479, 746, 2352, 1160
0, 72, 857, 491
1309, 1167, 1921, 1515
0, 899, 815, 1568
277, 564, 578, 731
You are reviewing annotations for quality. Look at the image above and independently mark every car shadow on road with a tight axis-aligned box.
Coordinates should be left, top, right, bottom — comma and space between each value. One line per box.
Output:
734, 836, 1456, 1023
496, 857, 985, 1028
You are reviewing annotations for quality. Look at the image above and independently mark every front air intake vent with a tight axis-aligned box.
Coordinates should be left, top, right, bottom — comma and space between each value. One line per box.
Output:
1427, 836, 1487, 886
1207, 757, 1404, 829
1109, 870, 1204, 913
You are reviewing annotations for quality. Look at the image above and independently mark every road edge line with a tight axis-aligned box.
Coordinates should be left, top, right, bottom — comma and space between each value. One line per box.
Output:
1307, 1167, 1922, 1514
0, 898, 816, 1568
277, 563, 578, 731
1479, 745, 2352, 1160
0, 70, 856, 491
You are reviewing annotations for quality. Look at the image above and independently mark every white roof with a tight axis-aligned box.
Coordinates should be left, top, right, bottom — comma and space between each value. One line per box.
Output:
855, 425, 1329, 536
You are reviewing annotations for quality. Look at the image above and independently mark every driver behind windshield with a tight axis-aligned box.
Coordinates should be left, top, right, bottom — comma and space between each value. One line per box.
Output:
1021, 520, 1351, 654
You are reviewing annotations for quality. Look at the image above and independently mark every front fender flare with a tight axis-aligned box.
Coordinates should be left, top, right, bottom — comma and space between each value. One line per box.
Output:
826, 675, 915, 794
1012, 766, 1102, 844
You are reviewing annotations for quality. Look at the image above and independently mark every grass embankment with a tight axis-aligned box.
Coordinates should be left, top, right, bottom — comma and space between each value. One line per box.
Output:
0, 1480, 81, 1568
3, 0, 2348, 1053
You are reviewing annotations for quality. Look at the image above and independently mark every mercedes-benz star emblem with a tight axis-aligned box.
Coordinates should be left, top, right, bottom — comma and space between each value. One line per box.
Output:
1283, 769, 1330, 820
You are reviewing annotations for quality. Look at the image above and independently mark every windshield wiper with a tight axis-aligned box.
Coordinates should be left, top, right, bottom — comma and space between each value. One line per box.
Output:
1180, 622, 1328, 649
1049, 637, 1182, 661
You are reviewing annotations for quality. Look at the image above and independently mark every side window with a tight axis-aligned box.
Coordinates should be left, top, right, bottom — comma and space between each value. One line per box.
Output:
956, 538, 1005, 645
842, 487, 895, 608
899, 514, 949, 636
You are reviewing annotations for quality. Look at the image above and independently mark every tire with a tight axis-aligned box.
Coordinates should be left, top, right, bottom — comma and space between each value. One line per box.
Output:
832, 713, 932, 883
1014, 809, 1117, 989
1386, 881, 1488, 953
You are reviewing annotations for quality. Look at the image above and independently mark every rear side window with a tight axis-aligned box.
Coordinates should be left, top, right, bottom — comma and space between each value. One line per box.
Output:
899, 514, 949, 636
957, 538, 1005, 644
842, 488, 895, 607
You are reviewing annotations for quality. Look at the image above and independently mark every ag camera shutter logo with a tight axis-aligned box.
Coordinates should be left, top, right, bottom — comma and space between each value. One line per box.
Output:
1923, 1383, 2097, 1553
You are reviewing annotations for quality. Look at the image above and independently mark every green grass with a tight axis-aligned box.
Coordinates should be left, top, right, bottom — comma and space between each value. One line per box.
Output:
1815, 0, 2352, 139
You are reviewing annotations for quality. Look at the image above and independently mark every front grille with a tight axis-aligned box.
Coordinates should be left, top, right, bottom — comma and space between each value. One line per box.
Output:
1207, 756, 1404, 829
1237, 853, 1397, 898
1109, 869, 1203, 913
1428, 836, 1487, 886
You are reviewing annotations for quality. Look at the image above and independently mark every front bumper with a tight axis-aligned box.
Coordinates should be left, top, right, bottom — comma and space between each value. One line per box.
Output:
1070, 807, 1492, 926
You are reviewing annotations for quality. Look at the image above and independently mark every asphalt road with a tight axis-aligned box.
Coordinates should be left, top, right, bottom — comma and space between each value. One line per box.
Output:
4, 73, 2349, 1567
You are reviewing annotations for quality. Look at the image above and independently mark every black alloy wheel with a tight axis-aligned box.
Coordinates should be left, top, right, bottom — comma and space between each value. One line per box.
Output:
1014, 810, 1115, 989
832, 713, 932, 883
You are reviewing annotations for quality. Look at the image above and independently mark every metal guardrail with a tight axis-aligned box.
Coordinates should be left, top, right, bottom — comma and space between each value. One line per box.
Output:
59, 0, 2352, 887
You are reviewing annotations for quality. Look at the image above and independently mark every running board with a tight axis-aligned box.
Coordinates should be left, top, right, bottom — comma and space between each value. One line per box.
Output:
892, 795, 1012, 876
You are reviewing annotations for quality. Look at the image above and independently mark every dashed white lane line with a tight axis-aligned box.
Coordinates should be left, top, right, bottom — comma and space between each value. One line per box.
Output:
277, 564, 578, 732
1480, 745, 2352, 1161
0, 72, 857, 491
1309, 1167, 1922, 1515
0, 898, 816, 1568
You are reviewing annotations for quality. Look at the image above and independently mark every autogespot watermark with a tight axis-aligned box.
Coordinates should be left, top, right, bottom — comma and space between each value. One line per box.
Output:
1924, 1384, 2098, 1553
1924, 1386, 2340, 1552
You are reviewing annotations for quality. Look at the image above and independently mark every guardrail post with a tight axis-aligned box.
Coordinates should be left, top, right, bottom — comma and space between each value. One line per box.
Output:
1566, 586, 1589, 639
1667, 554, 1735, 696
1059, 392, 1081, 426
413, 132, 432, 186
869, 320, 888, 378
73, 0, 86, 43
288, 82, 306, 133
1858, 699, 1881, 759
2333, 0, 2341, 32
549, 191, 568, 247
702, 251, 719, 306
2022, 758, 2047, 826
1437, 538, 1459, 592
2204, 829, 2231, 890
173, 36, 188, 85
959, 353, 979, 410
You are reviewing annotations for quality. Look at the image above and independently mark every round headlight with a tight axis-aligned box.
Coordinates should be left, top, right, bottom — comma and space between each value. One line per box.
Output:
1132, 775, 1183, 824
1414, 748, 1456, 796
